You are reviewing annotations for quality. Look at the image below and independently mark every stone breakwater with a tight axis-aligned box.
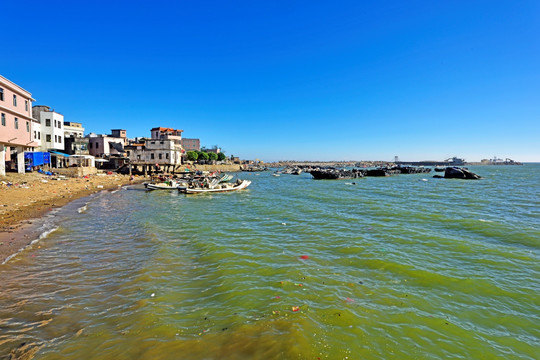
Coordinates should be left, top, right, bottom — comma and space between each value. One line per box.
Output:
304, 165, 432, 180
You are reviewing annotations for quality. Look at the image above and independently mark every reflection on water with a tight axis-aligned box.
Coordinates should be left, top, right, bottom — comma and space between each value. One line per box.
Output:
0, 165, 539, 359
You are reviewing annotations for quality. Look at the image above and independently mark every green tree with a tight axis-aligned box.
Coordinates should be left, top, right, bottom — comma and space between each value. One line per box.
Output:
198, 152, 209, 161
186, 151, 198, 161
208, 152, 218, 161
217, 152, 226, 161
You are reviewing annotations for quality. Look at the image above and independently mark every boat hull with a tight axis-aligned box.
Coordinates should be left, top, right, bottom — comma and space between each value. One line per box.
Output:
182, 180, 251, 194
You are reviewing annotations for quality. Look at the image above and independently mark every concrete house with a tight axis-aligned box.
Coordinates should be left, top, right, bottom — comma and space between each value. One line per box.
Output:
32, 105, 65, 152
181, 138, 200, 151
88, 129, 127, 158
0, 75, 38, 175
126, 127, 184, 173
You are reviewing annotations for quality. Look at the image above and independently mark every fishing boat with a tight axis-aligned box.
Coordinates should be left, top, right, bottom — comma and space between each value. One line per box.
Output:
145, 180, 186, 190
218, 173, 234, 183
181, 179, 251, 194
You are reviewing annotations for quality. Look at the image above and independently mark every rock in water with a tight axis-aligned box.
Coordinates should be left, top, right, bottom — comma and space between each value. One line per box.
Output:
443, 167, 482, 180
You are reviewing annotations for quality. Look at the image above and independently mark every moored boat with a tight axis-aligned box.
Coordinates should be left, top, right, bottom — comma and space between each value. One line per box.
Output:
181, 179, 251, 194
145, 180, 186, 190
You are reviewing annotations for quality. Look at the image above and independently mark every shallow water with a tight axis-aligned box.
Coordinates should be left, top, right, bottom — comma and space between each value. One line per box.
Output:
1, 165, 539, 359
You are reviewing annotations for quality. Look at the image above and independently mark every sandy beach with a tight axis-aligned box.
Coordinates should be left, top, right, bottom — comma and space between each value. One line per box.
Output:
0, 172, 146, 264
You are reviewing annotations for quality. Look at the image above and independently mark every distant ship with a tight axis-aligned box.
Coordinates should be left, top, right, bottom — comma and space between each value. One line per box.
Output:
445, 157, 465, 166
395, 156, 466, 167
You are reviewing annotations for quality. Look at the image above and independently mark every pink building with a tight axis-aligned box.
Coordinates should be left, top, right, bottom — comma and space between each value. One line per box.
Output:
0, 75, 38, 175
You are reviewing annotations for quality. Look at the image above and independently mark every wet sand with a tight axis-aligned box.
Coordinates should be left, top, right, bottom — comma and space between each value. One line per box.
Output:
0, 172, 146, 264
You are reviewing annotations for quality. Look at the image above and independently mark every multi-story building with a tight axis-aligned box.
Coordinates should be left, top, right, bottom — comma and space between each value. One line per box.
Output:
0, 75, 38, 175
181, 138, 200, 151
87, 129, 127, 157
126, 127, 184, 171
64, 121, 84, 138
63, 121, 89, 156
32, 105, 65, 152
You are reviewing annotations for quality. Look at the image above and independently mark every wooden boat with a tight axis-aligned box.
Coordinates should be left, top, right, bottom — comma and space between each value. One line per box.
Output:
145, 180, 186, 190
181, 180, 251, 194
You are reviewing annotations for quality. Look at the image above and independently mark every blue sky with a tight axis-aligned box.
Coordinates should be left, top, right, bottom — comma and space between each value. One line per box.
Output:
2, 0, 539, 162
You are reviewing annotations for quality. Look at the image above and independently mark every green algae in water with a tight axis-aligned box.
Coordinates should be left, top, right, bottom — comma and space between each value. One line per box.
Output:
0, 165, 539, 359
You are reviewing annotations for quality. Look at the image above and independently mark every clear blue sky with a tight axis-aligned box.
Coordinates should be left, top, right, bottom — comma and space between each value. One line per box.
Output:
2, 0, 539, 162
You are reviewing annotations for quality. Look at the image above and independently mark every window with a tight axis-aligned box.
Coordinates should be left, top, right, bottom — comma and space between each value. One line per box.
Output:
54, 135, 57, 142
14, 117, 18, 129
166, 153, 169, 159
38, 132, 40, 140
1, 113, 5, 126
58, 137, 62, 143
34, 131, 37, 138
58, 121, 61, 129
13, 95, 17, 106
46, 134, 51, 142
0, 88, 3, 101
89, 142, 92, 149
46, 119, 51, 126
96, 143, 99, 149
54, 120, 57, 127
25, 100, 28, 111
158, 153, 162, 159
151, 153, 155, 159
26, 121, 29, 132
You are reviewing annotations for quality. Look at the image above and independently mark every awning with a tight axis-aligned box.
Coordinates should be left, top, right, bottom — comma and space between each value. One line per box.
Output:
50, 151, 71, 157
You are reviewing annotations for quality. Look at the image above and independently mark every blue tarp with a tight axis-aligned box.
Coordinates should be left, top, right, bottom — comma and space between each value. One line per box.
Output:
49, 151, 71, 157
24, 152, 51, 170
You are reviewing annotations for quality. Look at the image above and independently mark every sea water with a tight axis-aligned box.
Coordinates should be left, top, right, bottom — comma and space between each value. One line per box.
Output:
0, 165, 538, 359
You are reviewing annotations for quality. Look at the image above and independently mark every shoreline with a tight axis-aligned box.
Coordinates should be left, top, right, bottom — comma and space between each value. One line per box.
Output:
0, 172, 147, 265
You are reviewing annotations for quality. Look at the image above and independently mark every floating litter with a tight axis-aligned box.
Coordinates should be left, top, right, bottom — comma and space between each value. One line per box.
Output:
292, 306, 300, 312
282, 222, 287, 226
300, 255, 309, 260
150, 293, 155, 297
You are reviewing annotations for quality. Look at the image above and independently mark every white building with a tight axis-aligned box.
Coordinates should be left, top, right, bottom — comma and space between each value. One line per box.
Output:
32, 105, 65, 152
126, 127, 184, 169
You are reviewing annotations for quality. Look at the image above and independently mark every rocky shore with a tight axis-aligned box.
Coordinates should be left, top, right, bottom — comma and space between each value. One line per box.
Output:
0, 172, 146, 264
